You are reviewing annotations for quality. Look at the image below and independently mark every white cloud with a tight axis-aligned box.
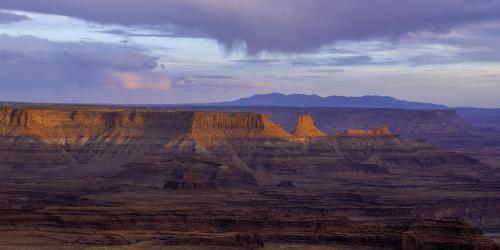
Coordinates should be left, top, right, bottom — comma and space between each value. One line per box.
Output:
0, 10, 29, 24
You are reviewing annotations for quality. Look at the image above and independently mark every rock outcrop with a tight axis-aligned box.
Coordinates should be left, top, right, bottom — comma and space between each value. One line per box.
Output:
0, 104, 498, 249
0, 106, 486, 180
191, 112, 291, 144
291, 115, 327, 137
343, 127, 393, 137
0, 108, 292, 145
176, 106, 468, 137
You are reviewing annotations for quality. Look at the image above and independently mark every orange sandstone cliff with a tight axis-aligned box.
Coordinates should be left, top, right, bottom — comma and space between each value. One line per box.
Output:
1, 107, 400, 145
0, 107, 292, 145
190, 112, 291, 144
291, 115, 327, 137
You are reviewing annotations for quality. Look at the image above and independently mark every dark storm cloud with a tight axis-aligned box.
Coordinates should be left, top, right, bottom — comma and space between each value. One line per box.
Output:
0, 10, 29, 23
2, 0, 500, 53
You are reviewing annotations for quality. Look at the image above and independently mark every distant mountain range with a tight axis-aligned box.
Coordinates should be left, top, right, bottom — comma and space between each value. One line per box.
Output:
208, 93, 447, 110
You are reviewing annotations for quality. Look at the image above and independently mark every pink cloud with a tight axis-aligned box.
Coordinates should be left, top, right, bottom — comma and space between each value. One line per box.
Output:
106, 71, 172, 91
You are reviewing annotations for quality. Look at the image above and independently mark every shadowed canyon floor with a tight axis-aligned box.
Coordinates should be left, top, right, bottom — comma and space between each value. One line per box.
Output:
0, 105, 499, 249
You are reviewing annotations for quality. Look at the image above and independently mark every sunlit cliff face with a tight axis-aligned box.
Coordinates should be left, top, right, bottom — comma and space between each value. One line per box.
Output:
1, 106, 395, 148
292, 115, 327, 138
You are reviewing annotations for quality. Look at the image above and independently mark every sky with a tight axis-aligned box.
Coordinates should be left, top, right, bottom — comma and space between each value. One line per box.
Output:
0, 0, 499, 107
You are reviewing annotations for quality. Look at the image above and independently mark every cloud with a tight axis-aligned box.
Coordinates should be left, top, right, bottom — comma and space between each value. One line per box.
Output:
0, 34, 161, 90
0, 34, 271, 103
230, 55, 391, 67
0, 35, 158, 71
407, 51, 500, 66
392, 21, 500, 65
0, 11, 29, 24
173, 75, 271, 88
289, 55, 395, 67
307, 69, 346, 73
100, 27, 207, 39
2, 0, 500, 53
106, 71, 172, 91
230, 59, 281, 64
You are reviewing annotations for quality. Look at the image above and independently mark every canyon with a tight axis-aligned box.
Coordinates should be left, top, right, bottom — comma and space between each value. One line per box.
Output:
168, 106, 500, 157
167, 106, 467, 137
0, 105, 499, 249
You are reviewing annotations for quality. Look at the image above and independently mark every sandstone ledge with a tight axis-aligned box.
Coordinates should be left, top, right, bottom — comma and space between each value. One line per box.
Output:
343, 127, 394, 137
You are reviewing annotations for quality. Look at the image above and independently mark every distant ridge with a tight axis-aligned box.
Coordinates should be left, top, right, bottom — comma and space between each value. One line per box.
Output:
208, 93, 447, 110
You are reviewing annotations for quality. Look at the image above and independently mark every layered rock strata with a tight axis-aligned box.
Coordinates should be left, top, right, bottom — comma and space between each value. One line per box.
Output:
0, 105, 498, 249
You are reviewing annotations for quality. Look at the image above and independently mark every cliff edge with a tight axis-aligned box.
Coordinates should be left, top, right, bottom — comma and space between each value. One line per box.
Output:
343, 127, 394, 137
0, 107, 293, 145
291, 115, 327, 137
